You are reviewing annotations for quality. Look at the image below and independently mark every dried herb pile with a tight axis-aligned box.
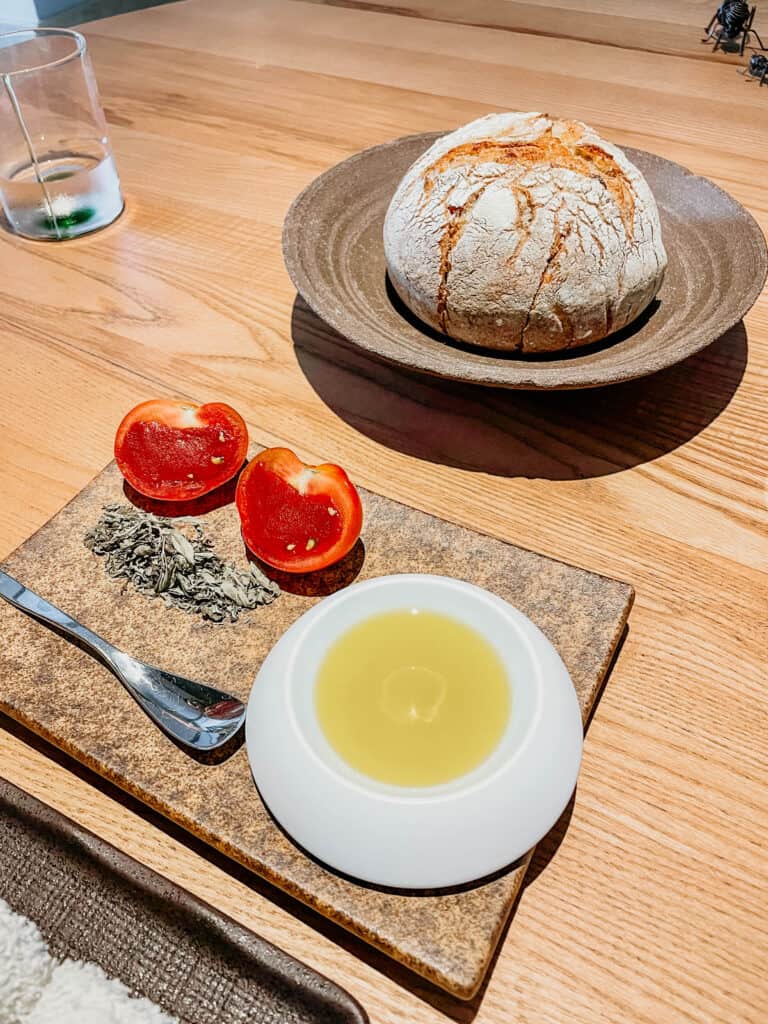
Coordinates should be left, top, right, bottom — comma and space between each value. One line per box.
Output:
85, 503, 279, 623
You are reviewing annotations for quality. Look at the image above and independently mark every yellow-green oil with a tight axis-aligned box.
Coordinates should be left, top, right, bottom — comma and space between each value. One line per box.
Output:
314, 609, 510, 787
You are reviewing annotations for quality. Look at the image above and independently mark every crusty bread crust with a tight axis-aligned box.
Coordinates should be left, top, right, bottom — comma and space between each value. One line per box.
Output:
384, 112, 667, 352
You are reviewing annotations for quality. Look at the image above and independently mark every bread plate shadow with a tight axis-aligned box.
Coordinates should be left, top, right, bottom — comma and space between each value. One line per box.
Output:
291, 295, 747, 481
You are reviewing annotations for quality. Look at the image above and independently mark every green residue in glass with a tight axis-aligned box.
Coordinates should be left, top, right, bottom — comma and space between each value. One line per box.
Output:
39, 207, 97, 232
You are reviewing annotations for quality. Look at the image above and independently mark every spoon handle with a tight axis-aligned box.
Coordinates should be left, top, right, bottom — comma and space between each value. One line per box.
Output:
0, 570, 117, 666
0, 569, 246, 753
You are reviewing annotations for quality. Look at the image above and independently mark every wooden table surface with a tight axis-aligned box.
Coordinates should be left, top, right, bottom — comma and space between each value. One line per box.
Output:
1, 2, 766, 1021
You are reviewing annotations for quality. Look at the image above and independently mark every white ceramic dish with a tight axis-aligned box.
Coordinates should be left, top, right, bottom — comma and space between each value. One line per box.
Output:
245, 574, 583, 889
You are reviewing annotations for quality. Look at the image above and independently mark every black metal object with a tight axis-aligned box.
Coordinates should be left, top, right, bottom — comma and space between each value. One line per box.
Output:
746, 51, 768, 82
703, 2, 765, 54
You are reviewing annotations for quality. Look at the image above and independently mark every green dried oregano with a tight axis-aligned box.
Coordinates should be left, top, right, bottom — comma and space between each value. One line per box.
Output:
85, 503, 279, 623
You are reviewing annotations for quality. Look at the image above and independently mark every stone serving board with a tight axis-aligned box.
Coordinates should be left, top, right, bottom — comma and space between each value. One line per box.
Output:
0, 455, 633, 998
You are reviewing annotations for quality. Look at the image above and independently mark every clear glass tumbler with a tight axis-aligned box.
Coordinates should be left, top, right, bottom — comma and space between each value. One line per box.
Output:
0, 28, 123, 240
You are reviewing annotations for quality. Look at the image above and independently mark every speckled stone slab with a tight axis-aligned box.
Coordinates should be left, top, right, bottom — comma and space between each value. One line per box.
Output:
0, 457, 633, 998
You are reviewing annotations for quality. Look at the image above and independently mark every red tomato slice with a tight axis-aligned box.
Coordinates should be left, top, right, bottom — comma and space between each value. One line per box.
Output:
114, 399, 248, 501
236, 448, 363, 573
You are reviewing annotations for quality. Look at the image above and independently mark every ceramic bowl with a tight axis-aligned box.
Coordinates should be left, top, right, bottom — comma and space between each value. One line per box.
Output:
283, 133, 767, 390
245, 574, 583, 889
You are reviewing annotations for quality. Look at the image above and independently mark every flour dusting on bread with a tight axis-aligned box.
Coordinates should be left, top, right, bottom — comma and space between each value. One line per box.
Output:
384, 112, 667, 352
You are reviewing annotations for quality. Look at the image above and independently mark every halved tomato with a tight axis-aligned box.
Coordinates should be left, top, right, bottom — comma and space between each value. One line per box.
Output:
114, 399, 248, 501
236, 448, 363, 573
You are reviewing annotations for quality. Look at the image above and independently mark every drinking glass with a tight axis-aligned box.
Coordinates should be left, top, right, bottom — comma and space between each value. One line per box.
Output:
0, 28, 123, 240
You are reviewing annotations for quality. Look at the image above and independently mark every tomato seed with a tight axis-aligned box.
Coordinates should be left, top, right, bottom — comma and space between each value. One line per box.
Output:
211, 456, 224, 464
306, 538, 316, 551
286, 543, 296, 551
328, 507, 337, 516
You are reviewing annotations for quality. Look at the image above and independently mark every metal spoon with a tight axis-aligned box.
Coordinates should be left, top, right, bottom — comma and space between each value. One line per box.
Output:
0, 570, 246, 752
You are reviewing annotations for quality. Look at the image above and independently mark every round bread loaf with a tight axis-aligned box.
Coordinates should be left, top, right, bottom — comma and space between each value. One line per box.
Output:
383, 112, 667, 352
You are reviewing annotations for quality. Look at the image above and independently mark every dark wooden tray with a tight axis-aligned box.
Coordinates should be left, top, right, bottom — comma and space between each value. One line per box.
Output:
0, 455, 633, 998
0, 778, 367, 1023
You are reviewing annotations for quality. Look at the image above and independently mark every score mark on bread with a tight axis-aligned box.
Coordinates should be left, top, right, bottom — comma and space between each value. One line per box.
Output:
384, 112, 667, 353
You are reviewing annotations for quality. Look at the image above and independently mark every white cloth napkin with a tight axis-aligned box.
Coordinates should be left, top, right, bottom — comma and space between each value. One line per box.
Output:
0, 898, 177, 1024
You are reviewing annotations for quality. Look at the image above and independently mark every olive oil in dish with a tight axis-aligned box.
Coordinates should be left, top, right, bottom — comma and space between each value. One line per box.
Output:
315, 609, 510, 787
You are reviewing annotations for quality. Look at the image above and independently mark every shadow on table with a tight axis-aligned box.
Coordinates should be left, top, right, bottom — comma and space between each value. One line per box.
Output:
290, 297, 748, 480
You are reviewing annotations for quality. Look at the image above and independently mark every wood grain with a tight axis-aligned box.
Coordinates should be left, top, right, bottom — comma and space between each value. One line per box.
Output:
0, 2, 766, 1023
310, 0, 749, 62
